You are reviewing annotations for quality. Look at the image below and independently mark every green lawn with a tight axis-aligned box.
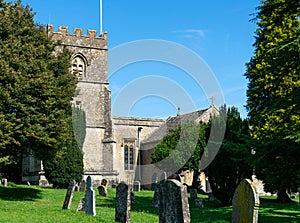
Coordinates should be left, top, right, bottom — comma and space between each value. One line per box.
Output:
0, 185, 299, 222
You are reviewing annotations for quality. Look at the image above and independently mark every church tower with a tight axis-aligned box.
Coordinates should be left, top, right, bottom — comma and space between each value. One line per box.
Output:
47, 25, 117, 184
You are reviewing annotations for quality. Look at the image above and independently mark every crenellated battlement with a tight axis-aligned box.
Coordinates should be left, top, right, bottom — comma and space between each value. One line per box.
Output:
47, 24, 107, 49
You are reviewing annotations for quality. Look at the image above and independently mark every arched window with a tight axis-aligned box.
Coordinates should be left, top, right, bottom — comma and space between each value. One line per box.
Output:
72, 56, 86, 80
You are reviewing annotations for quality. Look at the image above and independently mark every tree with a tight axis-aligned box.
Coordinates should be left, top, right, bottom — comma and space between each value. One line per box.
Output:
204, 106, 253, 206
245, 0, 300, 202
0, 1, 77, 180
151, 121, 208, 175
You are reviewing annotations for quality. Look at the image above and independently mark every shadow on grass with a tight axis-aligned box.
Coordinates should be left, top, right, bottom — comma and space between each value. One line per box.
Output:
0, 186, 42, 201
259, 197, 300, 223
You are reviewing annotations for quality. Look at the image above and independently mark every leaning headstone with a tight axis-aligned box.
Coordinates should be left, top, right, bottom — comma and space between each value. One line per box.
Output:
195, 198, 204, 208
84, 176, 96, 216
79, 180, 86, 192
101, 178, 109, 188
133, 181, 141, 192
98, 185, 108, 197
115, 182, 131, 223
158, 179, 191, 223
62, 180, 76, 210
232, 179, 259, 223
3, 178, 7, 187
77, 197, 85, 212
190, 189, 198, 199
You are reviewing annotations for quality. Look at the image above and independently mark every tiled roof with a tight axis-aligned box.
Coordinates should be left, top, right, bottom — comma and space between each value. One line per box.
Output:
142, 108, 210, 144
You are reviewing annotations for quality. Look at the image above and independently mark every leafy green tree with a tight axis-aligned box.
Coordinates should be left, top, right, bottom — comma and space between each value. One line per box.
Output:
0, 1, 77, 180
151, 121, 208, 175
204, 106, 253, 206
245, 0, 300, 202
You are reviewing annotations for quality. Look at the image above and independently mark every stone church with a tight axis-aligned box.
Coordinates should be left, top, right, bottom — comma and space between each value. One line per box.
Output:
22, 26, 218, 187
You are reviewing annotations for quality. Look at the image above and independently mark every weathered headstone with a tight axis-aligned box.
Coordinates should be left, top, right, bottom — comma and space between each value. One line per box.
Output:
151, 173, 158, 191
131, 191, 136, 205
158, 179, 191, 223
133, 181, 141, 192
3, 178, 7, 187
98, 185, 108, 197
74, 184, 79, 192
79, 180, 86, 192
62, 180, 76, 210
190, 189, 198, 199
232, 179, 259, 223
195, 198, 204, 208
101, 178, 109, 188
152, 186, 159, 208
77, 197, 85, 212
84, 176, 96, 216
115, 182, 131, 223
208, 193, 217, 202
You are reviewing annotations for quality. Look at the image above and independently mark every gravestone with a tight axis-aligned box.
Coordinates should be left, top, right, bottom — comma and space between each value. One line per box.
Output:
84, 176, 96, 216
101, 178, 109, 188
74, 184, 79, 192
79, 180, 86, 192
62, 180, 76, 209
77, 197, 85, 212
190, 189, 198, 199
158, 179, 191, 223
232, 179, 259, 223
133, 181, 140, 192
195, 198, 204, 208
3, 178, 7, 187
131, 191, 136, 205
160, 171, 167, 182
151, 173, 158, 191
152, 186, 159, 208
115, 182, 131, 223
98, 185, 108, 197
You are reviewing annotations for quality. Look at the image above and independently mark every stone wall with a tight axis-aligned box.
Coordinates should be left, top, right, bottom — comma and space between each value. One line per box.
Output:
112, 117, 164, 185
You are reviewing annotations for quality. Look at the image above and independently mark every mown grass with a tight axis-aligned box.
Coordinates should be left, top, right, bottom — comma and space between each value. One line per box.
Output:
0, 184, 299, 222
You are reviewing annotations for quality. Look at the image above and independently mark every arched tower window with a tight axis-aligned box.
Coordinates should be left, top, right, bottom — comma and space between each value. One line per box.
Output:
72, 56, 86, 80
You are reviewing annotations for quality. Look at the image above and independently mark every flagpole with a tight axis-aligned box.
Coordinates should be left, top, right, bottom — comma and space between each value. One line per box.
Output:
100, 0, 103, 34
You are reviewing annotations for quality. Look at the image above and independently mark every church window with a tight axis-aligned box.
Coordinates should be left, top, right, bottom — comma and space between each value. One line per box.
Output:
123, 140, 135, 170
72, 56, 85, 80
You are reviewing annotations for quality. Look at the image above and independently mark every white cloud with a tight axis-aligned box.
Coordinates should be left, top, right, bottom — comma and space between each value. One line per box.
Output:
172, 29, 206, 38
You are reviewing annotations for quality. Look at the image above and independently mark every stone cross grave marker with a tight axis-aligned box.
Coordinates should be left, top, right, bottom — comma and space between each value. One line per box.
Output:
62, 180, 76, 210
115, 182, 131, 223
232, 179, 260, 223
84, 176, 96, 216
158, 179, 191, 223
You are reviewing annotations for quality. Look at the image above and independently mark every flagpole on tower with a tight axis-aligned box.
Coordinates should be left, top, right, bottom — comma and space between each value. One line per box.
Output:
100, 0, 103, 34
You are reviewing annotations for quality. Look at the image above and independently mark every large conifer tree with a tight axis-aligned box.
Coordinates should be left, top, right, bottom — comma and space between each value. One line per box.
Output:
0, 0, 78, 180
245, 0, 300, 202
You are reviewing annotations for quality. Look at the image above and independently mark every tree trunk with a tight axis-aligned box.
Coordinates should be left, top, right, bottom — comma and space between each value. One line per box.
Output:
276, 189, 292, 203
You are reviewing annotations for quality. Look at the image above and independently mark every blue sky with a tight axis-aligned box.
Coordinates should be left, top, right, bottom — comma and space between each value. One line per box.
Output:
22, 0, 260, 119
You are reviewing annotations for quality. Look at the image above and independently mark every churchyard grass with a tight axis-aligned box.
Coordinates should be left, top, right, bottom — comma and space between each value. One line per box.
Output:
0, 184, 299, 222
